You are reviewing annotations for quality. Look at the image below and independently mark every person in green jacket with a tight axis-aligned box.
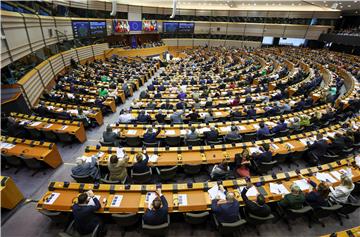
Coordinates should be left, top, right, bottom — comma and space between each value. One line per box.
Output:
279, 184, 305, 210
299, 115, 311, 127
101, 75, 110, 82
98, 87, 108, 97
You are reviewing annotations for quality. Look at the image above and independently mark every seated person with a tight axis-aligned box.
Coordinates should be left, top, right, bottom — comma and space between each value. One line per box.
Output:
133, 149, 150, 173
225, 125, 242, 140
235, 150, 250, 177
34, 101, 49, 116
176, 100, 185, 109
170, 110, 184, 124
230, 109, 243, 118
185, 126, 199, 141
329, 163, 354, 204
186, 108, 200, 123
118, 109, 134, 123
137, 111, 151, 123
146, 101, 156, 110
271, 117, 288, 134
143, 188, 168, 225
77, 108, 91, 128
211, 185, 240, 223
210, 160, 230, 180
107, 154, 129, 182
241, 181, 271, 217
278, 184, 305, 210
244, 105, 256, 119
306, 133, 329, 165
304, 176, 330, 208
155, 110, 167, 124
143, 127, 161, 144
98, 87, 108, 97
160, 100, 173, 110
252, 144, 273, 164
256, 122, 270, 139
103, 125, 119, 144
204, 127, 220, 142
72, 156, 101, 180
204, 110, 214, 123
72, 190, 103, 235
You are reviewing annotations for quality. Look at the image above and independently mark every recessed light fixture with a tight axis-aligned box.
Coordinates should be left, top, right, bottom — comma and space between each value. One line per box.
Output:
348, 5, 351, 7
340, 5, 343, 8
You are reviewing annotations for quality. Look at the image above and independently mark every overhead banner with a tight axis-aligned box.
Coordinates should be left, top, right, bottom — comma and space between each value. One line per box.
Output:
129, 21, 142, 31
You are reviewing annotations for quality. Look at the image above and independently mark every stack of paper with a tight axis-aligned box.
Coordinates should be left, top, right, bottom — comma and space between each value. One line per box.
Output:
56, 108, 64, 112
315, 172, 337, 183
60, 125, 68, 130
220, 126, 231, 132
30, 122, 42, 127
44, 124, 53, 129
110, 195, 123, 207
178, 194, 188, 206
165, 130, 176, 135
208, 185, 226, 200
198, 128, 211, 133
270, 144, 279, 150
88, 195, 101, 206
248, 146, 262, 155
299, 139, 310, 145
252, 124, 260, 129
269, 183, 290, 195
238, 126, 246, 130
44, 192, 60, 205
214, 112, 222, 116
293, 179, 311, 191
116, 148, 125, 158
330, 170, 342, 180
127, 130, 137, 135
285, 143, 295, 149
1, 142, 16, 149
19, 120, 29, 125
146, 192, 158, 209
149, 154, 158, 162
239, 186, 259, 197
68, 109, 78, 115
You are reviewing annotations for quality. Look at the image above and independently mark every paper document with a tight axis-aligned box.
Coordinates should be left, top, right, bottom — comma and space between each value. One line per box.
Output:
110, 195, 123, 207
269, 183, 290, 195
56, 108, 64, 112
285, 143, 294, 149
220, 126, 231, 132
270, 143, 279, 150
127, 130, 137, 135
44, 192, 60, 205
252, 124, 260, 129
330, 171, 342, 180
146, 192, 158, 209
315, 172, 337, 183
239, 186, 259, 197
149, 154, 158, 162
116, 148, 125, 158
294, 179, 311, 191
178, 194, 188, 206
60, 125, 68, 130
19, 120, 29, 125
248, 146, 262, 155
208, 185, 226, 200
165, 130, 176, 135
238, 126, 246, 130
214, 112, 222, 116
68, 109, 78, 114
30, 122, 42, 127
299, 139, 311, 146
88, 195, 101, 206
44, 124, 53, 129
1, 142, 15, 149
180, 130, 188, 135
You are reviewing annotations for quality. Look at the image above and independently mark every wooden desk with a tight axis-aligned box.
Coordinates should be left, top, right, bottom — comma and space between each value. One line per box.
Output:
36, 158, 359, 214
1, 136, 63, 168
39, 102, 104, 126
10, 113, 87, 143
1, 176, 24, 209
321, 226, 360, 237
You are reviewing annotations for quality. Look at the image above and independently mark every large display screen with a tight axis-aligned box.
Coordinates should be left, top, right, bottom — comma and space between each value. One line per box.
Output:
89, 21, 107, 37
279, 37, 306, 47
72, 21, 90, 38
113, 19, 130, 33
143, 20, 158, 32
178, 22, 194, 33
163, 22, 179, 33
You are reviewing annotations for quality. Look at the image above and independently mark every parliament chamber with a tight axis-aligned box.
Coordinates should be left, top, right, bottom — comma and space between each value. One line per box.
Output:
1, 1, 360, 237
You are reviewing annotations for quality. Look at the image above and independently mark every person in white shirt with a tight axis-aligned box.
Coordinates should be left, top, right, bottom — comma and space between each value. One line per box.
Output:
118, 109, 134, 123
329, 163, 354, 204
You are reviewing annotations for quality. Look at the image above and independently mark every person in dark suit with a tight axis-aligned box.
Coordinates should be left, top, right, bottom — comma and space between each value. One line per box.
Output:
241, 181, 271, 217
252, 144, 272, 163
72, 190, 103, 235
256, 122, 270, 139
155, 110, 167, 124
143, 127, 161, 144
306, 133, 329, 165
137, 111, 151, 123
271, 117, 288, 134
205, 127, 220, 142
103, 125, 119, 143
34, 102, 49, 117
244, 105, 256, 119
143, 188, 168, 225
160, 100, 173, 110
133, 150, 150, 173
186, 108, 200, 123
303, 175, 330, 209
231, 109, 243, 118
211, 185, 240, 223
329, 132, 353, 154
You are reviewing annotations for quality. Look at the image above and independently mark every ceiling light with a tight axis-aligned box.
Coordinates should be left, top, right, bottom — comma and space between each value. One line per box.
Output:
348, 5, 351, 7
340, 5, 343, 8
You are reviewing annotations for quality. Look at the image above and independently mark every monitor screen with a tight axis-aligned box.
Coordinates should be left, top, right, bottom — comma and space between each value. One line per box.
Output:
72, 21, 90, 38
89, 21, 107, 37
262, 36, 274, 45
178, 22, 194, 33
113, 19, 130, 33
279, 37, 306, 47
143, 20, 158, 32
163, 22, 179, 33
129, 21, 142, 31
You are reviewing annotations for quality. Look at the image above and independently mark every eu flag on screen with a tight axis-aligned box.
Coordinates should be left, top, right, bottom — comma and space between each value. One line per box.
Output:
129, 21, 142, 31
